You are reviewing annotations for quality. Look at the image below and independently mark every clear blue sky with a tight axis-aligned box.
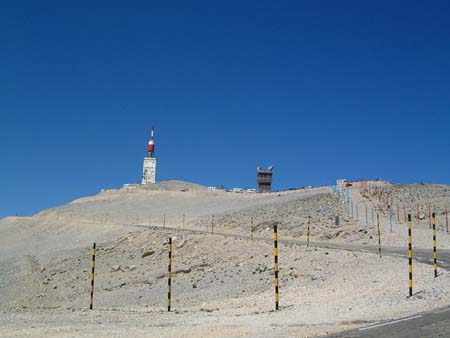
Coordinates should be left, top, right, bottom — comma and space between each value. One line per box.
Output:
1, 1, 450, 218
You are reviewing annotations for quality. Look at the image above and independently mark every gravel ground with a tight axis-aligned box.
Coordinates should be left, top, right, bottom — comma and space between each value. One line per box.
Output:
1, 180, 450, 337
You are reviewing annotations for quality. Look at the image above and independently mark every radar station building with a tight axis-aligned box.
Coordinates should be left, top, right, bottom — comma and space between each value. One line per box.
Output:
257, 166, 273, 192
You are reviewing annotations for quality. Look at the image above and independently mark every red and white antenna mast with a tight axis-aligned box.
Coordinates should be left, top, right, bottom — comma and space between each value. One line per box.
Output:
148, 125, 155, 158
142, 123, 157, 184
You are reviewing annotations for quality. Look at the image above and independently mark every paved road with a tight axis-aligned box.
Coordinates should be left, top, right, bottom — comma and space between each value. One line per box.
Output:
326, 306, 450, 338
129, 223, 450, 337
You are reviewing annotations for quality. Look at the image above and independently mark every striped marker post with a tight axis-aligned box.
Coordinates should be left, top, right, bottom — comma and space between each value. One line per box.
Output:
429, 205, 432, 229
365, 205, 368, 226
377, 214, 382, 258
89, 242, 96, 310
307, 216, 310, 248
389, 206, 393, 233
408, 214, 413, 297
274, 225, 279, 311
251, 216, 254, 240
446, 207, 449, 232
168, 237, 172, 312
416, 205, 419, 225
432, 213, 438, 278
211, 215, 214, 234
397, 205, 400, 223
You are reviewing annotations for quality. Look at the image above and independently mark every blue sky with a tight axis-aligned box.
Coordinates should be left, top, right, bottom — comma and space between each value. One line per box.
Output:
1, 1, 450, 218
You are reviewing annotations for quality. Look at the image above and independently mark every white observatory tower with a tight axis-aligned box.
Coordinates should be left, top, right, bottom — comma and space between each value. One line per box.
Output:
141, 125, 157, 184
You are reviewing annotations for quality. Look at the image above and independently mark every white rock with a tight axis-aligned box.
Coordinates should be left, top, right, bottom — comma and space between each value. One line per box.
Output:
111, 265, 122, 272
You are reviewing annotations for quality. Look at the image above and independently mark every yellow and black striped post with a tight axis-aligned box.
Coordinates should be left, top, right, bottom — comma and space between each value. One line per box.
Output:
408, 213, 413, 297
251, 216, 254, 240
377, 213, 381, 258
274, 224, 279, 311
307, 216, 310, 248
168, 237, 172, 312
432, 212, 438, 278
89, 242, 96, 310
